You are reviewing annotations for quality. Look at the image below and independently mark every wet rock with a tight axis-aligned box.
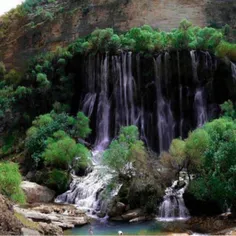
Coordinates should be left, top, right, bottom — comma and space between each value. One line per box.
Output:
21, 181, 55, 203
121, 208, 143, 221
108, 202, 126, 217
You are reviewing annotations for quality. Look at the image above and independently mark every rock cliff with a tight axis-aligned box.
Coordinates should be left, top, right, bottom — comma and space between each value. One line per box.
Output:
0, 0, 235, 69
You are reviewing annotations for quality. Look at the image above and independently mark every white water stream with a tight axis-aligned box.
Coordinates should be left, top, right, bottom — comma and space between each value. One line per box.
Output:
55, 151, 120, 218
158, 173, 190, 221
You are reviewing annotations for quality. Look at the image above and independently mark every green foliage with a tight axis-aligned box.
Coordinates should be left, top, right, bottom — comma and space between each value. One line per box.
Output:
185, 129, 210, 170
71, 112, 91, 139
161, 130, 210, 174
103, 125, 146, 173
36, 73, 50, 88
188, 118, 236, 208
47, 169, 69, 193
215, 41, 236, 61
0, 83, 15, 118
25, 111, 91, 166
103, 140, 129, 172
163, 101, 236, 208
67, 20, 236, 60
168, 138, 186, 171
43, 134, 89, 170
0, 162, 25, 203
1, 134, 15, 154
22, 0, 55, 14
0, 62, 6, 79
220, 100, 236, 119
4, 69, 22, 85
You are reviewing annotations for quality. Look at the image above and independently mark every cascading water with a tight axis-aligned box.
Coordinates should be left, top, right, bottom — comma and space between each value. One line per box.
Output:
55, 151, 121, 218
231, 62, 236, 81
95, 54, 110, 150
158, 174, 190, 221
154, 55, 175, 152
194, 88, 208, 127
190, 50, 199, 81
78, 51, 235, 154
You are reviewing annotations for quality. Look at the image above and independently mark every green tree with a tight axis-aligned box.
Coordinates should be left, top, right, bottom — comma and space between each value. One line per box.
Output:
168, 138, 187, 174
189, 118, 236, 208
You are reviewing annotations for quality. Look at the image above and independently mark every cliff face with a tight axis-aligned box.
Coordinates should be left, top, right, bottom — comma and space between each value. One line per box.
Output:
0, 0, 236, 69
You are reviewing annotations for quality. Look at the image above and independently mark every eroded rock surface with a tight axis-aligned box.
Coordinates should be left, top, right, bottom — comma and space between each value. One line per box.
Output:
14, 203, 89, 230
0, 0, 235, 69
0, 194, 22, 235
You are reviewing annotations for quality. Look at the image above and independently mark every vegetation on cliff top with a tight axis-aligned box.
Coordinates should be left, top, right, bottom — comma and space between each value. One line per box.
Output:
68, 20, 236, 61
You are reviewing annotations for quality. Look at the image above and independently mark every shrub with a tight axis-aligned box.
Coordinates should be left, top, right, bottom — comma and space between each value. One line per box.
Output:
0, 162, 25, 203
4, 69, 22, 85
36, 73, 50, 88
25, 111, 91, 167
0, 62, 6, 79
220, 100, 236, 119
103, 126, 147, 173
47, 169, 69, 193
43, 135, 89, 170
71, 112, 91, 139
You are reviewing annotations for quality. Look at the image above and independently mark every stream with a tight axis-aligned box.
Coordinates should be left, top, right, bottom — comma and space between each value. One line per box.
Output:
64, 220, 188, 235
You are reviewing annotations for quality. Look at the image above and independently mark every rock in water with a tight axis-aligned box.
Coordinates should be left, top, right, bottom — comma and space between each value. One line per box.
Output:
21, 181, 55, 203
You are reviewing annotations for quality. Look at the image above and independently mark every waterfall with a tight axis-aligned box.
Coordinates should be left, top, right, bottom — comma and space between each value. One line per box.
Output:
231, 62, 236, 81
95, 54, 110, 150
55, 151, 120, 218
154, 55, 175, 152
82, 54, 97, 118
177, 51, 183, 138
78, 51, 233, 154
136, 54, 148, 145
190, 50, 199, 81
121, 52, 136, 126
194, 88, 208, 127
158, 174, 190, 221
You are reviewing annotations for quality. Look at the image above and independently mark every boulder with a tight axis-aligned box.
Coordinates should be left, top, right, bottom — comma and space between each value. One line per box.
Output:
121, 208, 143, 221
21, 181, 55, 203
108, 202, 126, 217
